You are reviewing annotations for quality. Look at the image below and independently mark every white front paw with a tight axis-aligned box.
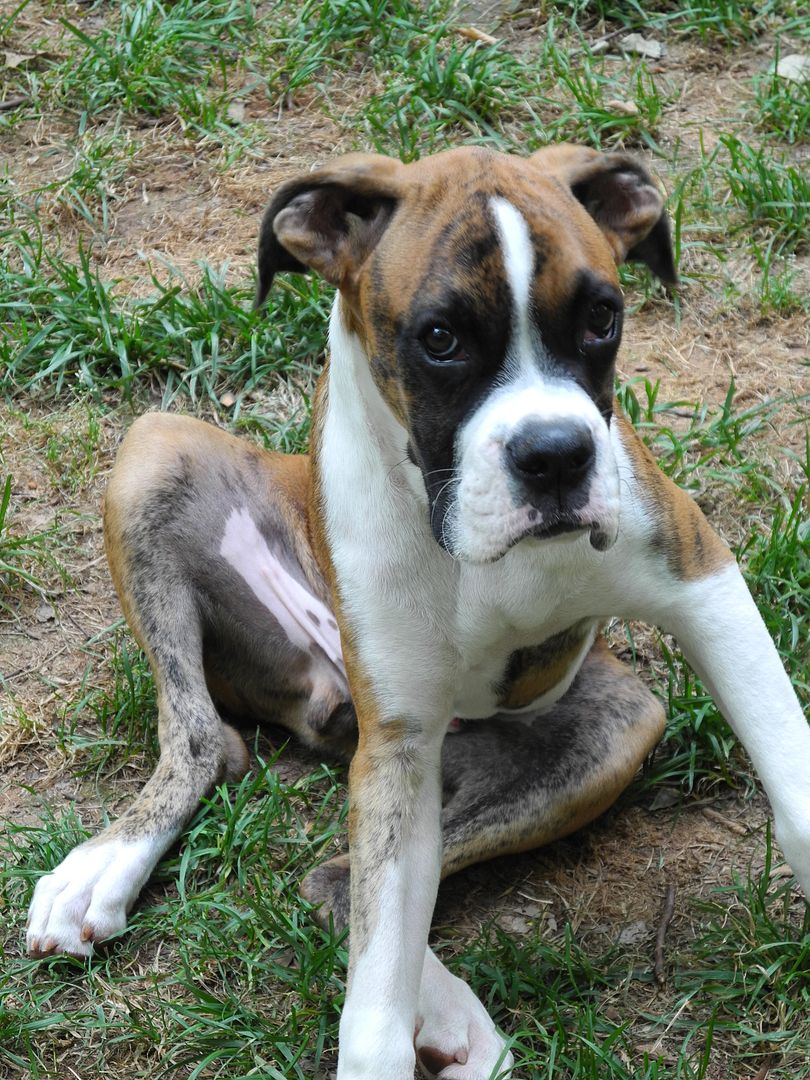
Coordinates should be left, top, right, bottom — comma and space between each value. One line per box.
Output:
337, 1008, 416, 1080
26, 836, 161, 957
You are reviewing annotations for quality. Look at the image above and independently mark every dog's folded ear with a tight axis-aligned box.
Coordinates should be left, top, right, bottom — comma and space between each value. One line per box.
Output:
531, 144, 677, 285
255, 154, 405, 308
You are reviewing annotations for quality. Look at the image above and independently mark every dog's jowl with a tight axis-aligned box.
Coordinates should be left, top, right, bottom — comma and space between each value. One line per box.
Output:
27, 145, 810, 1080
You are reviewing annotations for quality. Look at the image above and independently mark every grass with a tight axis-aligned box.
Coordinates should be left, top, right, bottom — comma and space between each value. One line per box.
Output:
364, 37, 527, 157
5, 746, 808, 1077
555, 0, 806, 43
47, 120, 138, 236
720, 136, 810, 257
0, 475, 64, 611
53, 0, 257, 126
57, 632, 159, 777
1, 0, 809, 1077
0, 228, 332, 409
0, 761, 349, 1080
753, 56, 810, 146
437, 827, 810, 1077
360, 16, 668, 158
538, 34, 666, 151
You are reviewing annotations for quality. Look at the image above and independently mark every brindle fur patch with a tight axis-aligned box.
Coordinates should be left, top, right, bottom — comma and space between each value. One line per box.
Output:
616, 414, 733, 581
497, 619, 595, 711
106, 412, 356, 761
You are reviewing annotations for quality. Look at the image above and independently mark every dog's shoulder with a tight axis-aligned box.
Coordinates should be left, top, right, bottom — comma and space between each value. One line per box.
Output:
611, 410, 733, 582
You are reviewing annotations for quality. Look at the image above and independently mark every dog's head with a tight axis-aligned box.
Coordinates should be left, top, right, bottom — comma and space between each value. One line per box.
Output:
257, 145, 675, 562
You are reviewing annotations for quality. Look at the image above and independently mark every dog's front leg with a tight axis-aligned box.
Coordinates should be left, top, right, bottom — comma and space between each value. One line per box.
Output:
337, 661, 451, 1080
657, 563, 810, 895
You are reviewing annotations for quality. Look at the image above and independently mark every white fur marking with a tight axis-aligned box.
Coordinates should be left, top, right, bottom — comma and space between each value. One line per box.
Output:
452, 375, 621, 562
490, 196, 535, 367
442, 199, 621, 561
322, 303, 456, 723
220, 506, 345, 673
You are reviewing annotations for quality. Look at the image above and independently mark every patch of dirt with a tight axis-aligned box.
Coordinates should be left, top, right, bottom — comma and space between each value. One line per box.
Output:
0, 404, 122, 809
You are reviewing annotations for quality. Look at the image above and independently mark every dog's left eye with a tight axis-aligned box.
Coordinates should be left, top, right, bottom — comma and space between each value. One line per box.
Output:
584, 302, 617, 344
421, 325, 465, 363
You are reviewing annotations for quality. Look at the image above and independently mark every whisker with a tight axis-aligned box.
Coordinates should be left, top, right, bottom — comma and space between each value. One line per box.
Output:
385, 456, 411, 483
439, 485, 461, 558
421, 467, 457, 483
430, 476, 460, 528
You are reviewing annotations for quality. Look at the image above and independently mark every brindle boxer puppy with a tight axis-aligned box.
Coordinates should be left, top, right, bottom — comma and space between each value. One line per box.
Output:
27, 145, 810, 1080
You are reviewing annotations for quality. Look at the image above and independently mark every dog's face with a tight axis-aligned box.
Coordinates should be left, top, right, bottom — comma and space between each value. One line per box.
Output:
257, 146, 675, 563
347, 155, 628, 563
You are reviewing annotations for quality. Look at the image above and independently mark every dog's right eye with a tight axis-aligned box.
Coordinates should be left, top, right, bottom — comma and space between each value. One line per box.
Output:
584, 301, 616, 343
421, 325, 465, 363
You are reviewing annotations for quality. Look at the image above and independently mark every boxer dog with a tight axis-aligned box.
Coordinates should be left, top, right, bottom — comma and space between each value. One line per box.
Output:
27, 145, 810, 1080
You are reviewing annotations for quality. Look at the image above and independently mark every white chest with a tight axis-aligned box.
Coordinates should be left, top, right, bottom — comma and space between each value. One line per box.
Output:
317, 306, 644, 722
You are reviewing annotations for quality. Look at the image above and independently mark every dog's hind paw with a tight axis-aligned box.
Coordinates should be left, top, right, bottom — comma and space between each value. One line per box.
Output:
300, 852, 351, 932
26, 835, 164, 958
416, 1019, 514, 1080
416, 949, 514, 1079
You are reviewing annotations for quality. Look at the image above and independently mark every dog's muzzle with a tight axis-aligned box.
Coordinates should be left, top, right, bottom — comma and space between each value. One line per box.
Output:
503, 417, 606, 546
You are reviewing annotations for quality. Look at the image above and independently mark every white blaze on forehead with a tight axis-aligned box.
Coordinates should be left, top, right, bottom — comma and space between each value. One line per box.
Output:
220, 506, 345, 673
451, 200, 621, 563
490, 196, 535, 363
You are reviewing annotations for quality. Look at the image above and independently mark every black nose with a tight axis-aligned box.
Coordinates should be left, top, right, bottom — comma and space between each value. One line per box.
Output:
505, 419, 595, 499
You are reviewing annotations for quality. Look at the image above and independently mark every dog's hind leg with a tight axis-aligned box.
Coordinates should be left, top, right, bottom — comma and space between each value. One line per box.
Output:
437, 638, 666, 878
26, 604, 247, 959
26, 418, 251, 957
27, 413, 350, 958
